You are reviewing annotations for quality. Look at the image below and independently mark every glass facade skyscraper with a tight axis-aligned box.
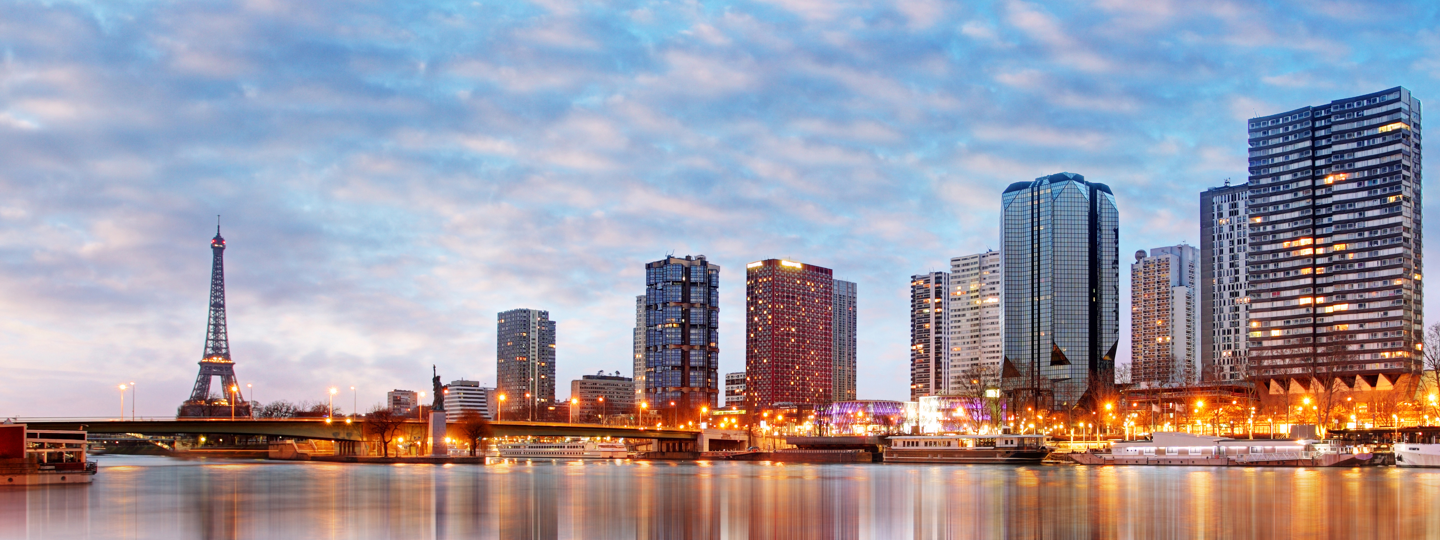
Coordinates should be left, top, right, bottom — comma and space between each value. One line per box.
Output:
1245, 87, 1423, 394
832, 280, 858, 402
643, 255, 720, 421
1001, 172, 1119, 410
496, 308, 556, 421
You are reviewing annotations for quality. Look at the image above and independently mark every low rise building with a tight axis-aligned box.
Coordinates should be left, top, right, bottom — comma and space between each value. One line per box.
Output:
570, 371, 635, 422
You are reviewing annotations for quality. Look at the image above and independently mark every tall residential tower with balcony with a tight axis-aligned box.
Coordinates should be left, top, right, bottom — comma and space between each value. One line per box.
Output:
948, 250, 1004, 390
1130, 245, 1200, 387
746, 259, 835, 412
910, 272, 949, 399
832, 280, 859, 402
497, 309, 556, 421
1245, 87, 1424, 396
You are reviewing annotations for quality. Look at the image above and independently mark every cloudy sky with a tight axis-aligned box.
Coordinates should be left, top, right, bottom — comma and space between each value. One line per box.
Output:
2, 0, 1438, 417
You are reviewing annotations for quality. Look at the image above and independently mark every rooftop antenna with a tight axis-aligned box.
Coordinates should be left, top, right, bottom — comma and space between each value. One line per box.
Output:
216, 214, 221, 234
1223, 178, 1230, 187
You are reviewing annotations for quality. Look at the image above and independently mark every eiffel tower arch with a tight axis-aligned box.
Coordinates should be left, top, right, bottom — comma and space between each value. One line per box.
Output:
178, 221, 252, 418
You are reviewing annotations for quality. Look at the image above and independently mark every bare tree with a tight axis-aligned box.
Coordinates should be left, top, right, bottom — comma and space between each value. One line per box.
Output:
364, 406, 406, 458
1424, 323, 1440, 416
453, 410, 493, 457
256, 401, 300, 419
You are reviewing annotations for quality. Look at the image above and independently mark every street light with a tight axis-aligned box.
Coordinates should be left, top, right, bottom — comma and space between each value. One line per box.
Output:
230, 385, 238, 420
118, 384, 127, 421
329, 387, 338, 417
498, 394, 506, 421
570, 398, 578, 423
247, 383, 253, 417
599, 396, 606, 424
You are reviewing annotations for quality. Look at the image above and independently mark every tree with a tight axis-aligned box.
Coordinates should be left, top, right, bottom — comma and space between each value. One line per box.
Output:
1423, 323, 1440, 416
364, 406, 406, 458
453, 410, 494, 457
256, 401, 300, 419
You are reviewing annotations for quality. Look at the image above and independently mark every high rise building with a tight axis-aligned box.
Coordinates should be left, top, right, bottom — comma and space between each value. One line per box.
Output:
1245, 87, 1424, 394
570, 371, 635, 422
497, 309, 556, 421
745, 259, 835, 412
1201, 182, 1251, 383
724, 372, 746, 408
948, 250, 1004, 390
1130, 245, 1200, 386
910, 272, 949, 399
1001, 172, 1120, 410
387, 389, 418, 417
633, 295, 646, 403
832, 280, 858, 402
643, 255, 721, 421
443, 380, 496, 419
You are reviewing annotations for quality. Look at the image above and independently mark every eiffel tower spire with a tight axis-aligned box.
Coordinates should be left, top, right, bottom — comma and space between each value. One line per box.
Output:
180, 217, 249, 417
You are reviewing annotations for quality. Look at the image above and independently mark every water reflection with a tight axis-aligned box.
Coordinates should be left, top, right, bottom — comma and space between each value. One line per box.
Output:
5, 455, 1440, 539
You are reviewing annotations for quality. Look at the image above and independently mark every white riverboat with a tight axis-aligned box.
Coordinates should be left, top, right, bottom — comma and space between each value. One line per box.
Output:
496, 440, 629, 460
884, 434, 1052, 464
1395, 444, 1440, 467
1, 423, 98, 486
1069, 432, 1372, 467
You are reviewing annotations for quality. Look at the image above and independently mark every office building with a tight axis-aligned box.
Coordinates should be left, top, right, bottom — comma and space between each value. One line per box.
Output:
643, 255, 721, 422
832, 280, 858, 402
910, 272, 949, 399
1246, 87, 1424, 394
443, 380, 496, 419
570, 371, 635, 422
948, 250, 1004, 391
746, 259, 835, 411
497, 308, 556, 421
725, 372, 746, 408
1201, 182, 1251, 383
387, 389, 418, 417
1001, 172, 1120, 409
1130, 245, 1200, 386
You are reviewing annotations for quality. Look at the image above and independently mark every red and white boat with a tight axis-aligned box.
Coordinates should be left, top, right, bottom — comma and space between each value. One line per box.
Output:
1, 423, 98, 486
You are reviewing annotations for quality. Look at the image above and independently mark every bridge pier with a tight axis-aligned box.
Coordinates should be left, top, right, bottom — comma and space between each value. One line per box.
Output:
335, 440, 360, 457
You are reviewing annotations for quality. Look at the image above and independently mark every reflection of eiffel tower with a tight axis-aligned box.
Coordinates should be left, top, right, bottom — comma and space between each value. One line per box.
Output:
178, 220, 250, 418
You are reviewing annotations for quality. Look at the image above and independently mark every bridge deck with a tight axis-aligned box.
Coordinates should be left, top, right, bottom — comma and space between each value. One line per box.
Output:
18, 419, 700, 442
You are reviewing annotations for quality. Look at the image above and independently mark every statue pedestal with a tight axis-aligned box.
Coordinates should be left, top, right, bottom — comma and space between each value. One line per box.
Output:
430, 411, 448, 456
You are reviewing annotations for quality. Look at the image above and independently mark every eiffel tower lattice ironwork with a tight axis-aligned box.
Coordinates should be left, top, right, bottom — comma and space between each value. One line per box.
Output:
179, 220, 250, 418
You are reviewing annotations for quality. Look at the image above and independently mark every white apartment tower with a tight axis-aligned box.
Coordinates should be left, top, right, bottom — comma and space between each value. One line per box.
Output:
1201, 182, 1251, 383
947, 250, 1004, 391
910, 272, 949, 399
1130, 245, 1200, 386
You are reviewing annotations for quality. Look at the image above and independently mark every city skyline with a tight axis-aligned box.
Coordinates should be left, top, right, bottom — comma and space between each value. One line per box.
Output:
5, 0, 1440, 416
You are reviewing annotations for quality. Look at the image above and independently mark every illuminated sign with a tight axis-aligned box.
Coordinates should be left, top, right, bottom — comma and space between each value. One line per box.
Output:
780, 260, 803, 268
746, 262, 763, 269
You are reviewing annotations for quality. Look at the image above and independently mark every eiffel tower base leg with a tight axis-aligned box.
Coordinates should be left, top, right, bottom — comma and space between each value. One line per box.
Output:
430, 412, 448, 457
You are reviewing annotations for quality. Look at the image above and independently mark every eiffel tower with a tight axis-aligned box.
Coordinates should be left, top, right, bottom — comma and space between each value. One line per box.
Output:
177, 220, 251, 418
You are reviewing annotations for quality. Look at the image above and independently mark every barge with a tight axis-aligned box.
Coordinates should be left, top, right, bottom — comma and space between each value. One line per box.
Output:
1, 423, 98, 486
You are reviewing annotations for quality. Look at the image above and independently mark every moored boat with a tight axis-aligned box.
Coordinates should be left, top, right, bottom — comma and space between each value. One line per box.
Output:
496, 440, 629, 459
1, 423, 98, 486
1395, 444, 1440, 467
1069, 432, 1372, 467
883, 434, 1051, 464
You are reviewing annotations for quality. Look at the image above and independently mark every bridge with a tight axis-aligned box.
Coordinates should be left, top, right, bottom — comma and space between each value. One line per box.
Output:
17, 418, 701, 442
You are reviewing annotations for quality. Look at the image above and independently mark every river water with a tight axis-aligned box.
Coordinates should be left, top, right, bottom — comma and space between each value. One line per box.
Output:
2, 455, 1438, 539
